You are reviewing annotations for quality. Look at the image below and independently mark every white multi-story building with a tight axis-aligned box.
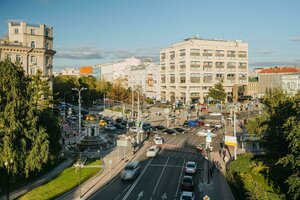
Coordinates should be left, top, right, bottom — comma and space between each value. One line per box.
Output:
60, 68, 79, 76
160, 36, 248, 104
282, 73, 300, 95
0, 21, 55, 78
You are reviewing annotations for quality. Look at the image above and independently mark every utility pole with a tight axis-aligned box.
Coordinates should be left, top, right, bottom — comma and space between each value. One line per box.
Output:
131, 90, 134, 121
233, 107, 237, 160
103, 93, 106, 110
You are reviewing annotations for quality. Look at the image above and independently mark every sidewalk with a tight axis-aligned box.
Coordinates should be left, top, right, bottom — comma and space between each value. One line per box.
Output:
0, 158, 73, 200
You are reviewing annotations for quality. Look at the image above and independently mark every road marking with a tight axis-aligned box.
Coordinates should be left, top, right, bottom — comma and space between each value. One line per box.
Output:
113, 194, 121, 200
149, 164, 183, 168
175, 158, 186, 197
122, 184, 131, 193
122, 159, 152, 200
137, 191, 143, 200
152, 157, 169, 195
161, 192, 167, 199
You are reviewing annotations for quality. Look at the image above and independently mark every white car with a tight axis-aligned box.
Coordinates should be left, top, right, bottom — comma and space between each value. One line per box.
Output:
185, 161, 197, 174
146, 145, 160, 157
180, 191, 195, 200
215, 123, 222, 128
154, 136, 164, 145
105, 125, 117, 131
204, 122, 210, 127
129, 127, 144, 133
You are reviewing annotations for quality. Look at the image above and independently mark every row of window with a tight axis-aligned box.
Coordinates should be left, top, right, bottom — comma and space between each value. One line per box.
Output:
30, 41, 51, 49
161, 50, 247, 60
6, 54, 50, 65
161, 62, 247, 70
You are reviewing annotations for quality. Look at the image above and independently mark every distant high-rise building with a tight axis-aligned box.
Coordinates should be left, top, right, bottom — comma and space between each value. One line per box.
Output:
160, 37, 248, 104
0, 21, 56, 80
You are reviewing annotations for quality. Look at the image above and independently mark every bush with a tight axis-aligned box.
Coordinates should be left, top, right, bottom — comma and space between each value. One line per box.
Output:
226, 153, 284, 200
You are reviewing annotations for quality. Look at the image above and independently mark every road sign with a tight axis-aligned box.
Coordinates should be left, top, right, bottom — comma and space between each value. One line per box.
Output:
203, 195, 210, 200
225, 135, 237, 146
117, 140, 128, 147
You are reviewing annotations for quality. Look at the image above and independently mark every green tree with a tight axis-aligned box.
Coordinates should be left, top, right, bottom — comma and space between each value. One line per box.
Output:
0, 60, 49, 176
207, 82, 226, 102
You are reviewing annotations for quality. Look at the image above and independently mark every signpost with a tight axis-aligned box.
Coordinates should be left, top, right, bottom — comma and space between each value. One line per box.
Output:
224, 135, 237, 146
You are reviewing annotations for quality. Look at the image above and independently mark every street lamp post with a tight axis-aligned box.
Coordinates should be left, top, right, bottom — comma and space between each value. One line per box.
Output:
72, 87, 87, 136
4, 158, 13, 200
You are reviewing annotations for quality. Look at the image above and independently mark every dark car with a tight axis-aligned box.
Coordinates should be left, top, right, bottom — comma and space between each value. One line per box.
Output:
153, 125, 166, 131
181, 176, 194, 191
183, 121, 189, 127
173, 127, 186, 134
114, 123, 125, 129
163, 129, 175, 134
142, 123, 153, 131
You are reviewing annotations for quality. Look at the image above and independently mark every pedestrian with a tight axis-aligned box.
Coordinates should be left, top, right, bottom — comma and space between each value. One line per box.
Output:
62, 137, 65, 145
219, 148, 222, 157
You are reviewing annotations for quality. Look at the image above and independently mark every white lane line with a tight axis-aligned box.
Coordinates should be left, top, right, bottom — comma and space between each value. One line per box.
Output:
113, 194, 121, 200
175, 158, 186, 197
149, 164, 183, 168
122, 159, 152, 200
122, 184, 131, 193
152, 157, 169, 195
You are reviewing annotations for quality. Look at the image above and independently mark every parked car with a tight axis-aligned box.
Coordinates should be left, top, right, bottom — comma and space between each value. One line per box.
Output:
154, 136, 164, 145
115, 117, 124, 123
215, 123, 222, 128
163, 129, 176, 135
98, 119, 107, 127
105, 125, 117, 131
142, 123, 153, 131
114, 123, 125, 129
153, 125, 166, 131
180, 191, 195, 200
181, 176, 194, 191
129, 127, 144, 133
146, 145, 160, 157
204, 122, 210, 127
185, 161, 197, 174
120, 161, 141, 180
173, 127, 186, 134
183, 121, 189, 127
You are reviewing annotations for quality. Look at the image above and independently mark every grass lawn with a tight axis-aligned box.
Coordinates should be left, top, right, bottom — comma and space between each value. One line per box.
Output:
18, 159, 103, 200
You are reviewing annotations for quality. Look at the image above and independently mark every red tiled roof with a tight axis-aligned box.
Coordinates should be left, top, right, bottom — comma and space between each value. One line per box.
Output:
259, 67, 300, 74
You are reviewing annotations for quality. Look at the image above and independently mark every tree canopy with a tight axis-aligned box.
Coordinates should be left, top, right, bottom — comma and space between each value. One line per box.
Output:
245, 90, 300, 199
207, 82, 226, 102
0, 60, 60, 177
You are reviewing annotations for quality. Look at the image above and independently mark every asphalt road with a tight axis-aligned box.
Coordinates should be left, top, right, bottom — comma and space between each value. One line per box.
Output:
89, 127, 224, 200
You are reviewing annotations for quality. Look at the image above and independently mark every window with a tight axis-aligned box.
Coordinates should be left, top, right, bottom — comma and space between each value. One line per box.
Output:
46, 42, 49, 49
161, 75, 166, 83
16, 55, 22, 63
179, 49, 186, 57
31, 41, 36, 48
170, 74, 175, 83
161, 64, 166, 70
14, 28, 18, 34
30, 67, 36, 75
31, 56, 37, 64
170, 62, 175, 70
190, 61, 200, 70
180, 61, 186, 70
31, 29, 35, 35
203, 49, 213, 56
170, 51, 175, 60
215, 50, 224, 57
6, 54, 12, 60
45, 56, 49, 65
161, 53, 166, 61
190, 73, 201, 83
179, 73, 186, 83
227, 51, 236, 57
190, 49, 200, 57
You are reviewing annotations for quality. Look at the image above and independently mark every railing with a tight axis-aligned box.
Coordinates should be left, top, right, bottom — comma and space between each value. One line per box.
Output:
203, 53, 213, 56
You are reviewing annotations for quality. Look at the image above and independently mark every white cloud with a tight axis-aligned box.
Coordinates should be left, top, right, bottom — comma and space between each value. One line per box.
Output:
290, 36, 300, 42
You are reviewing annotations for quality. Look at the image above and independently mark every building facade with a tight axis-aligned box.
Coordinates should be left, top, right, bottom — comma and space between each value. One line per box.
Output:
281, 73, 300, 95
160, 37, 248, 104
0, 21, 55, 78
258, 67, 300, 97
246, 77, 259, 99
60, 68, 79, 76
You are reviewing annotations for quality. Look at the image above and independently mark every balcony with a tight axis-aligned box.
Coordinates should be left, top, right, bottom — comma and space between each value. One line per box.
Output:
238, 54, 247, 58
203, 53, 213, 57
203, 78, 213, 83
227, 54, 236, 58
190, 53, 201, 57
215, 54, 224, 57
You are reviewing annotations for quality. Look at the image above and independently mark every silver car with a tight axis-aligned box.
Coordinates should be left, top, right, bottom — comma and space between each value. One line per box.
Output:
121, 161, 141, 180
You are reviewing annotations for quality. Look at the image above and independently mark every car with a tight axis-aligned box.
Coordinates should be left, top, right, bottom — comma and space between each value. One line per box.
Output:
114, 123, 125, 129
163, 129, 176, 135
120, 161, 141, 180
142, 123, 153, 131
215, 123, 222, 128
180, 191, 195, 200
204, 122, 210, 127
98, 119, 107, 127
115, 117, 124, 123
181, 175, 194, 191
129, 127, 144, 133
146, 145, 160, 157
105, 125, 117, 131
183, 120, 189, 127
168, 115, 176, 120
154, 136, 164, 145
185, 161, 197, 174
153, 125, 166, 131
173, 127, 185, 134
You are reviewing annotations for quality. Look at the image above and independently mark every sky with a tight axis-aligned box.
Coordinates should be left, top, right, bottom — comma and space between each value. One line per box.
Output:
1, 0, 300, 72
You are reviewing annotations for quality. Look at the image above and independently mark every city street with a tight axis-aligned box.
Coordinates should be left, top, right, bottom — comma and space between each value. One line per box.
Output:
89, 126, 224, 200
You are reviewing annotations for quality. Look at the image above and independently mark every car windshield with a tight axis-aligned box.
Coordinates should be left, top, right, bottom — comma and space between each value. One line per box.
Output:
181, 195, 192, 200
183, 178, 192, 183
125, 165, 135, 170
187, 163, 195, 168
148, 148, 155, 151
